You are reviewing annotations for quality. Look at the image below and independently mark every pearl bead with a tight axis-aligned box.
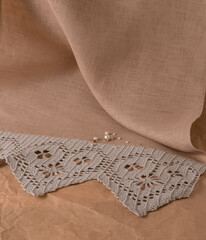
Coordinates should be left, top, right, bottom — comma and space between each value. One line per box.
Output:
104, 135, 110, 141
125, 141, 129, 144
93, 137, 98, 143
117, 137, 121, 140
105, 131, 109, 135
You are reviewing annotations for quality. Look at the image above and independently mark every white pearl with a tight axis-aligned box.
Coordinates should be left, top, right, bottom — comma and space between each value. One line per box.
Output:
104, 135, 110, 141
105, 131, 109, 135
93, 137, 98, 142
117, 137, 121, 140
125, 141, 129, 144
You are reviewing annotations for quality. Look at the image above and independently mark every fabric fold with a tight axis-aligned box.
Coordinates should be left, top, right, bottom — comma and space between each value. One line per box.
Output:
46, 0, 206, 153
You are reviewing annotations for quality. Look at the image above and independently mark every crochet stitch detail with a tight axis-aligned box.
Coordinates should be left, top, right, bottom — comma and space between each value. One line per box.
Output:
0, 131, 205, 216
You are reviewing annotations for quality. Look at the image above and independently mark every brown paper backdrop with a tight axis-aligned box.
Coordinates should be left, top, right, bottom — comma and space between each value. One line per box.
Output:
0, 0, 206, 239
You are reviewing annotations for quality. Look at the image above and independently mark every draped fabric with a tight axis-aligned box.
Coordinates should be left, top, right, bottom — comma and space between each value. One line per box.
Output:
1, 0, 206, 156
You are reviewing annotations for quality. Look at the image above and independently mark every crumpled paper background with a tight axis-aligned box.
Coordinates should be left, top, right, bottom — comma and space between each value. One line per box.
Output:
0, 163, 206, 240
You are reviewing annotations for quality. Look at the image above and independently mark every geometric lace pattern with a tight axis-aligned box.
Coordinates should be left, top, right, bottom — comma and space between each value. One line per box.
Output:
0, 131, 205, 217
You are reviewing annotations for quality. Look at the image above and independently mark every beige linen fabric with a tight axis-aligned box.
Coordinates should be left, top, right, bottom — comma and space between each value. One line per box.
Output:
1, 0, 206, 154
0, 0, 206, 239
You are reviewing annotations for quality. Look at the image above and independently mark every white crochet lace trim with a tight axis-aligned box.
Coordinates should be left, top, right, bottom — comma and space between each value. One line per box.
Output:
0, 131, 205, 216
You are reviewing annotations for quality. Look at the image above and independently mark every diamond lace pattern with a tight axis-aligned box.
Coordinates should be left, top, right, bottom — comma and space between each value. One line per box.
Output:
0, 131, 205, 216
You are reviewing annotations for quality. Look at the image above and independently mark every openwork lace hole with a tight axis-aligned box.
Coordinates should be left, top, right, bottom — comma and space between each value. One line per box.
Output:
168, 170, 183, 178
135, 165, 143, 170
74, 157, 91, 165
124, 164, 135, 171
84, 159, 91, 163
141, 185, 146, 191
35, 150, 52, 159
35, 150, 41, 155
74, 158, 82, 165
43, 150, 49, 153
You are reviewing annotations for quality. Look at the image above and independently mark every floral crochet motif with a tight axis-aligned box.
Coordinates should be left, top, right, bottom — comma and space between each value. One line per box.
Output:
39, 162, 65, 178
133, 173, 163, 191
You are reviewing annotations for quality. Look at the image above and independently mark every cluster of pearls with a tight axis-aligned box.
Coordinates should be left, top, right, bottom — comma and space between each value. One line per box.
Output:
93, 131, 130, 144
104, 131, 114, 142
